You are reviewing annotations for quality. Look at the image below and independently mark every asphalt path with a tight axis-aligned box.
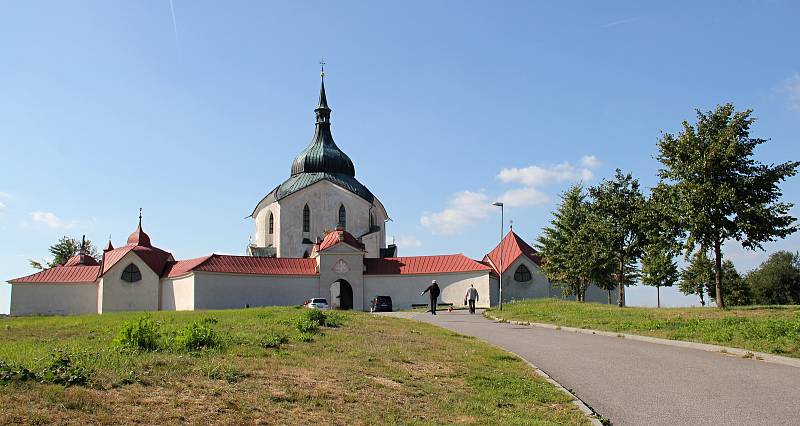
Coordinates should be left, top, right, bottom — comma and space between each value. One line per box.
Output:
385, 309, 800, 426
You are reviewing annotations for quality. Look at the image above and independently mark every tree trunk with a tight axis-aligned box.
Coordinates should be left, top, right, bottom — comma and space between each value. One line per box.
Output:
607, 289, 612, 305
713, 239, 725, 309
657, 285, 661, 308
617, 255, 626, 307
699, 291, 705, 307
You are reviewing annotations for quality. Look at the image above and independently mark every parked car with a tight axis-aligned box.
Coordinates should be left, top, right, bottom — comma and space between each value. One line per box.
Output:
370, 295, 393, 312
303, 298, 330, 309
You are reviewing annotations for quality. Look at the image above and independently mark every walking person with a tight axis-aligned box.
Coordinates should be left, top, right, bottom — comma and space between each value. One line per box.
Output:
420, 280, 441, 315
464, 284, 479, 314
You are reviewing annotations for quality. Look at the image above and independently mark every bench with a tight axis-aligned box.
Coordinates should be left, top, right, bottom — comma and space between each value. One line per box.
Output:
411, 303, 454, 308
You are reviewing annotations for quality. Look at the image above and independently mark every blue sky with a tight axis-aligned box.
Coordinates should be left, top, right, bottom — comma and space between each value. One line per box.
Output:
1, 1, 799, 313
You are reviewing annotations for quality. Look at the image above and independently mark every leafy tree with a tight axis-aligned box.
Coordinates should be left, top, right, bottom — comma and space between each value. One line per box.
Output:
537, 185, 614, 302
640, 185, 684, 308
721, 260, 751, 306
641, 247, 679, 308
657, 104, 799, 308
588, 169, 647, 306
746, 251, 800, 305
679, 250, 714, 306
29, 236, 99, 270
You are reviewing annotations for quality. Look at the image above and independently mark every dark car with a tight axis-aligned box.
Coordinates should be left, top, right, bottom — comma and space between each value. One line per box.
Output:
370, 296, 393, 312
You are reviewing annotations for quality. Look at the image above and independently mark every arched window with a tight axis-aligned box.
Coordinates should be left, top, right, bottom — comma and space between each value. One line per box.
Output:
268, 212, 274, 235
338, 205, 346, 229
514, 264, 532, 282
121, 263, 142, 283
303, 204, 310, 233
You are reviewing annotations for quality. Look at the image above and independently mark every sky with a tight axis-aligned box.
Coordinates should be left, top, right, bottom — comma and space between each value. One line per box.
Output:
1, 1, 799, 313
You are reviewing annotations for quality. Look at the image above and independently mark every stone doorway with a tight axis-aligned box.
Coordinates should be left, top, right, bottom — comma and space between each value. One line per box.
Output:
330, 279, 353, 310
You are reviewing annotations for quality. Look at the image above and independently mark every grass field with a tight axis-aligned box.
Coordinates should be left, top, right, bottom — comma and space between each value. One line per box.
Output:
0, 307, 589, 425
493, 299, 800, 358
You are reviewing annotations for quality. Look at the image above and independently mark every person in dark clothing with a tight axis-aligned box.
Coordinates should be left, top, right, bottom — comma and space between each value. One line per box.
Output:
421, 280, 441, 315
464, 284, 479, 314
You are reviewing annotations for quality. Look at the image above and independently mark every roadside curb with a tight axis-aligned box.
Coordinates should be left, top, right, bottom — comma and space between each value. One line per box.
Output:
486, 314, 800, 369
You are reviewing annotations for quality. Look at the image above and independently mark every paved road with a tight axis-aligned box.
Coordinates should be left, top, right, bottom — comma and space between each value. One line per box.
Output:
385, 310, 800, 426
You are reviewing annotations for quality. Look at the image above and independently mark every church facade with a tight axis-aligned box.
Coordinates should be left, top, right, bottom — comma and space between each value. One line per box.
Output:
7, 76, 609, 316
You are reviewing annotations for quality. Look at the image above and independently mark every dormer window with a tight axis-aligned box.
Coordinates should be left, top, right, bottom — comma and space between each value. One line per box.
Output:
514, 264, 532, 283
122, 263, 142, 283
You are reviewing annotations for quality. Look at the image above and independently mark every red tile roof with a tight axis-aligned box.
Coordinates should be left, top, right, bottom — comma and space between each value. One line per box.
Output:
319, 228, 365, 251
64, 254, 100, 267
483, 230, 542, 274
165, 254, 318, 277
8, 266, 100, 284
364, 254, 491, 275
101, 245, 174, 277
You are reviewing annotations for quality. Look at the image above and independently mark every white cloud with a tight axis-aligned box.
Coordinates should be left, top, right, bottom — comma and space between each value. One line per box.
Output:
396, 235, 423, 249
497, 160, 595, 187
0, 202, 5, 213
421, 191, 494, 236
781, 72, 800, 110
580, 154, 601, 169
31, 211, 72, 229
497, 187, 549, 207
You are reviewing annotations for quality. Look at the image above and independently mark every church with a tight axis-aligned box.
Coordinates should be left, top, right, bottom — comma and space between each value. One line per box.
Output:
7, 75, 609, 316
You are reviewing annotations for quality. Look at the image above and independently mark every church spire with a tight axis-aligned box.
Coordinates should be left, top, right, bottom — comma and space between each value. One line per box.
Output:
315, 60, 331, 123
289, 63, 356, 177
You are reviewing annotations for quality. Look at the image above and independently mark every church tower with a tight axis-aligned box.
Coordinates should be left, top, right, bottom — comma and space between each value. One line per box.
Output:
249, 70, 390, 258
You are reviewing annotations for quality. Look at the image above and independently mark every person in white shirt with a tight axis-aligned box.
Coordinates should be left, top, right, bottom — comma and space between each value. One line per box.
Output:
464, 284, 479, 314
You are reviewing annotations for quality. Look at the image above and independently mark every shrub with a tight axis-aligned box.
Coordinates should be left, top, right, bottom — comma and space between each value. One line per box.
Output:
322, 311, 344, 328
114, 315, 162, 351
174, 319, 221, 352
295, 317, 319, 334
261, 332, 289, 349
38, 350, 92, 387
303, 309, 327, 327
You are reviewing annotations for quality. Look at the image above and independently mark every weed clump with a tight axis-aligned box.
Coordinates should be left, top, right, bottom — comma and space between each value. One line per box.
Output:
295, 332, 315, 343
114, 315, 162, 351
0, 360, 35, 384
175, 318, 222, 352
261, 332, 289, 349
295, 317, 319, 334
39, 350, 92, 386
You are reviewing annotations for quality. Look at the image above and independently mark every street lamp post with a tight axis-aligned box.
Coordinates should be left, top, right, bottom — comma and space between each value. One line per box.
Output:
492, 202, 504, 311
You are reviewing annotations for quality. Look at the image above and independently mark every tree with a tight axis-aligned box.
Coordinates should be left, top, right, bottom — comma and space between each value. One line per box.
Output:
537, 185, 614, 302
679, 250, 714, 306
657, 104, 799, 308
746, 251, 800, 305
721, 260, 751, 306
640, 185, 684, 308
588, 169, 647, 307
641, 247, 679, 308
29, 236, 99, 270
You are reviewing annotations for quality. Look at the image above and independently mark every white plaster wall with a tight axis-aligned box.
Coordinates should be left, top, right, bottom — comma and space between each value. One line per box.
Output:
193, 272, 318, 310
500, 257, 552, 302
255, 180, 387, 258
10, 283, 98, 316
160, 275, 195, 311
98, 252, 160, 313
317, 246, 366, 310
364, 271, 491, 311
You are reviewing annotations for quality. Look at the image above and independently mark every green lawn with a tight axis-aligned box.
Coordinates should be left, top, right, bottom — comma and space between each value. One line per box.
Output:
0, 307, 589, 425
493, 299, 800, 358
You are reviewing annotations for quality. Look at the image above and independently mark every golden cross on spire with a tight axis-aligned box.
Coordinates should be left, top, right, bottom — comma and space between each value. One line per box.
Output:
320, 58, 326, 77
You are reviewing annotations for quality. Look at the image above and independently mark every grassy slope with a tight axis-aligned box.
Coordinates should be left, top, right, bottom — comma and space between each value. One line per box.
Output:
494, 299, 800, 358
0, 308, 588, 425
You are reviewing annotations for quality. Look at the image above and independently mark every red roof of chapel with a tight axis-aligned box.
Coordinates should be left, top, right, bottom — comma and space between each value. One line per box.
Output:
483, 230, 542, 274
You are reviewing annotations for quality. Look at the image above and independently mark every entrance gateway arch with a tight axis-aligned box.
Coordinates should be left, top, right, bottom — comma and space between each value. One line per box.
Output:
329, 279, 353, 310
